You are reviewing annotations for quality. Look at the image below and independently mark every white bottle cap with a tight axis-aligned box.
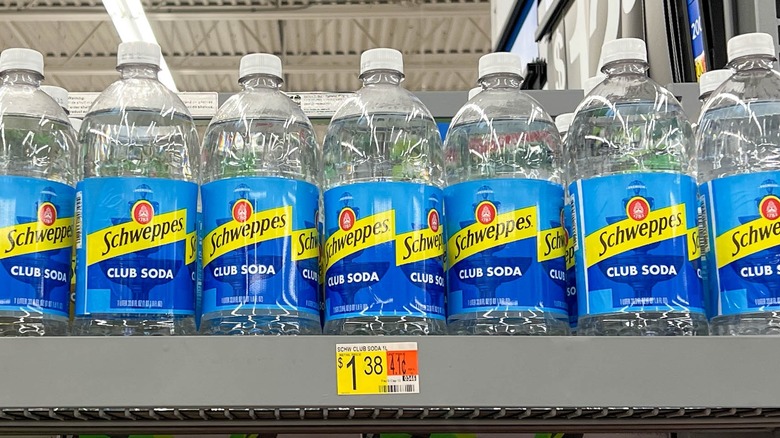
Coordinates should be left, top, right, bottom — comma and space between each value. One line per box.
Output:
555, 113, 574, 134
239, 53, 283, 80
468, 87, 482, 100
478, 52, 524, 79
583, 73, 607, 95
41, 85, 69, 111
69, 118, 82, 132
360, 48, 403, 75
600, 38, 647, 66
727, 32, 777, 62
0, 48, 44, 75
117, 41, 161, 67
699, 69, 732, 99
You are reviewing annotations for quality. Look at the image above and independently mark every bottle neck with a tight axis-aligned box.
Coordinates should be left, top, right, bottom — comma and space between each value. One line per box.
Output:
603, 60, 649, 77
360, 70, 403, 86
240, 75, 283, 90
119, 64, 160, 80
0, 70, 43, 87
729, 55, 775, 72
479, 73, 523, 90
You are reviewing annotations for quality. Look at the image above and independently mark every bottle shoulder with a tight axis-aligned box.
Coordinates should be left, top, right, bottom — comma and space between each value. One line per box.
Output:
208, 89, 314, 129
576, 77, 687, 117
86, 78, 192, 118
449, 89, 554, 127
0, 85, 71, 125
331, 84, 435, 121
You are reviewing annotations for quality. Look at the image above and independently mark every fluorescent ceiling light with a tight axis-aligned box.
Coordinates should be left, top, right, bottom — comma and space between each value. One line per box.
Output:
102, 0, 178, 92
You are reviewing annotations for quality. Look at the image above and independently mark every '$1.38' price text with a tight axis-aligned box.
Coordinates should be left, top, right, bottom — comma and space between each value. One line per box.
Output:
335, 343, 419, 395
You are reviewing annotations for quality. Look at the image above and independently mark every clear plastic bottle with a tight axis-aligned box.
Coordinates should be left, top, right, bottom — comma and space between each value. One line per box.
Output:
556, 112, 578, 333
41, 84, 81, 323
200, 53, 321, 335
0, 49, 77, 336
694, 68, 732, 322
566, 38, 707, 336
444, 53, 569, 335
322, 48, 446, 335
698, 33, 780, 335
74, 42, 199, 336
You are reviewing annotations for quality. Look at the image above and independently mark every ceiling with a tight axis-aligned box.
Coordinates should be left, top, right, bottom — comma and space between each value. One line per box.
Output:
0, 0, 491, 93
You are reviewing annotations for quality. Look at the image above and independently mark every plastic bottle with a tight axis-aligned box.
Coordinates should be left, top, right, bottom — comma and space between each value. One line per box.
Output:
694, 68, 732, 321
697, 33, 780, 335
566, 38, 707, 336
74, 42, 199, 335
444, 53, 569, 335
0, 49, 77, 336
41, 84, 81, 321
200, 53, 321, 335
322, 48, 446, 335
555, 112, 577, 333
468, 87, 481, 100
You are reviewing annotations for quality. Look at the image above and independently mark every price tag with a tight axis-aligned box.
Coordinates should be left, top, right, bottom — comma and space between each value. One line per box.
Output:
336, 342, 419, 395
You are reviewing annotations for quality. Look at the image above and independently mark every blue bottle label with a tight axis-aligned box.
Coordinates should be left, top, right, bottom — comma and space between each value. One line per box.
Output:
702, 172, 780, 316
443, 179, 567, 317
323, 182, 445, 321
201, 177, 320, 316
75, 177, 197, 316
0, 176, 74, 317
571, 173, 703, 316
564, 197, 577, 328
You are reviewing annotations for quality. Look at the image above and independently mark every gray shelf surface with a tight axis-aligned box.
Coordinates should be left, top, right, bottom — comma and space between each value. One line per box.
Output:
0, 336, 779, 433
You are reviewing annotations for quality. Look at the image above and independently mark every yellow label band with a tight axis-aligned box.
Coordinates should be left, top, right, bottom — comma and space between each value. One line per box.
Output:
324, 210, 395, 270
203, 206, 292, 266
292, 227, 319, 261
584, 204, 687, 268
538, 226, 566, 262
395, 226, 444, 266
186, 230, 197, 265
716, 216, 780, 269
565, 236, 576, 270
447, 206, 537, 267
87, 209, 189, 266
687, 227, 700, 261
0, 218, 73, 260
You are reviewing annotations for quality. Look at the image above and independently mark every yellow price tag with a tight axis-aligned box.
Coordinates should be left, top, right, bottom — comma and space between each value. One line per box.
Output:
336, 342, 419, 395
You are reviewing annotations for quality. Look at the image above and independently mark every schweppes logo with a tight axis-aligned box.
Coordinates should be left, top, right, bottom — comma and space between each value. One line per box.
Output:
0, 201, 73, 260
203, 204, 292, 266
715, 186, 780, 269
584, 195, 687, 267
87, 206, 188, 266
447, 202, 536, 267
324, 209, 395, 270
395, 208, 444, 266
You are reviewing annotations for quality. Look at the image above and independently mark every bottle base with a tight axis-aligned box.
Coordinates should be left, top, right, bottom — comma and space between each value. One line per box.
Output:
577, 312, 709, 336
200, 310, 321, 335
711, 313, 780, 335
324, 317, 446, 335
448, 311, 570, 335
72, 315, 196, 336
0, 313, 68, 336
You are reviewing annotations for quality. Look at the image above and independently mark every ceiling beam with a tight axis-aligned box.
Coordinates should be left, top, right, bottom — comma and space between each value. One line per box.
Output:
0, 3, 489, 22
45, 53, 482, 76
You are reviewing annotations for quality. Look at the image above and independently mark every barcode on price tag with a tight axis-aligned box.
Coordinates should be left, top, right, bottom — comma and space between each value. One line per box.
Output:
336, 342, 419, 395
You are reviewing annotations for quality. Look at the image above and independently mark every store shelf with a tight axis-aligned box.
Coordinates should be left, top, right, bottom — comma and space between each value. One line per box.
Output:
0, 336, 779, 434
